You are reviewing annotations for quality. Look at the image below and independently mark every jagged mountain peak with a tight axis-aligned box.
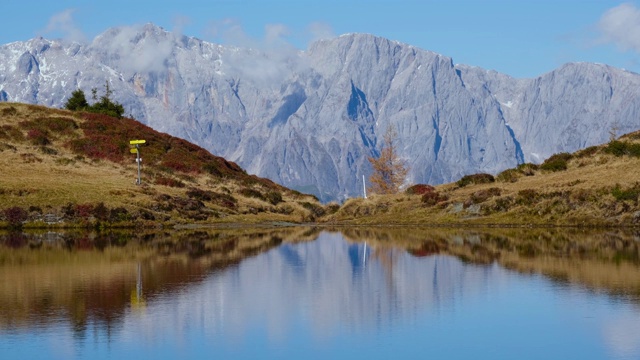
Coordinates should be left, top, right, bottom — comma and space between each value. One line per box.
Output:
2, 28, 640, 201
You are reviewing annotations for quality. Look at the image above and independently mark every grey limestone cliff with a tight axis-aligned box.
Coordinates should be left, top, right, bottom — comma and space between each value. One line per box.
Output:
1, 24, 639, 201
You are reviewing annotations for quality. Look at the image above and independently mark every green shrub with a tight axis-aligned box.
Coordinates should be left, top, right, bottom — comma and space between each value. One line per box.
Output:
1, 106, 18, 117
0, 125, 24, 142
300, 202, 325, 218
515, 189, 540, 205
611, 183, 640, 201
239, 188, 266, 201
516, 163, 539, 176
575, 145, 600, 158
324, 203, 341, 215
604, 141, 627, 157
492, 197, 513, 212
457, 173, 495, 187
604, 141, 640, 158
265, 191, 283, 205
496, 169, 520, 183
540, 153, 572, 172
40, 146, 58, 155
203, 162, 222, 177
109, 207, 131, 222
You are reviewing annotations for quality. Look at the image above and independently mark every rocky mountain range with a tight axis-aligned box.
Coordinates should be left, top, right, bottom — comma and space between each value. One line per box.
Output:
2, 24, 640, 202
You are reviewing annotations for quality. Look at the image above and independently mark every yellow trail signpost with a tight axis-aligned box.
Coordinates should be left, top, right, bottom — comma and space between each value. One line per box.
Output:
129, 140, 146, 185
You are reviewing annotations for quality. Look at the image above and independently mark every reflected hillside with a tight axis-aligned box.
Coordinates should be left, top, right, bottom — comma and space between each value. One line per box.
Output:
0, 227, 318, 333
114, 232, 502, 341
337, 227, 640, 303
2, 226, 640, 345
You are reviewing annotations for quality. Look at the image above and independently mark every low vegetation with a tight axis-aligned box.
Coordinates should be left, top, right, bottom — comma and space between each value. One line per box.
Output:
3, 102, 640, 228
324, 131, 640, 226
0, 103, 326, 228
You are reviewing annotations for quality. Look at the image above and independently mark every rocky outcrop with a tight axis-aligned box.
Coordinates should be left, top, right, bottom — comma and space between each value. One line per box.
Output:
2, 25, 640, 201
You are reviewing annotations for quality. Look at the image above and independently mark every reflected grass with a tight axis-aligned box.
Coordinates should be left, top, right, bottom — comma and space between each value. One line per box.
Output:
333, 226, 640, 302
0, 227, 320, 331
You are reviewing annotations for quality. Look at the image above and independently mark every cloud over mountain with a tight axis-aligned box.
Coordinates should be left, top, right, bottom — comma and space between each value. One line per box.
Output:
2, 25, 640, 202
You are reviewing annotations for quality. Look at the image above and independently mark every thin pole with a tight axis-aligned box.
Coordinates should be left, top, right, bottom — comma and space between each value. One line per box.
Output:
363, 174, 367, 199
363, 242, 367, 267
136, 144, 141, 185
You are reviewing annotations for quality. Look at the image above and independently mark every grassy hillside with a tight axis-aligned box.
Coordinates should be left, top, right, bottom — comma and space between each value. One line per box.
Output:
325, 132, 640, 226
2, 102, 639, 228
0, 103, 327, 228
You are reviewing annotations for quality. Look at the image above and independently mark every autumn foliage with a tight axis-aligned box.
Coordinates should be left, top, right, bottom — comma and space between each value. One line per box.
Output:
368, 126, 409, 194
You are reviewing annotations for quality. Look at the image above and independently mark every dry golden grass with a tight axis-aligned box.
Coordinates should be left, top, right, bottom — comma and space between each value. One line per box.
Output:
325, 135, 640, 226
331, 226, 640, 299
0, 226, 319, 328
0, 103, 326, 225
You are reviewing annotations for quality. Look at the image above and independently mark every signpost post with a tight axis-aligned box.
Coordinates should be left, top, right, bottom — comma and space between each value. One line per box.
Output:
129, 140, 146, 185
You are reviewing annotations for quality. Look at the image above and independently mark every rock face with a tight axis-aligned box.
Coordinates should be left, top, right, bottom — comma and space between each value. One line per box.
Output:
2, 24, 640, 201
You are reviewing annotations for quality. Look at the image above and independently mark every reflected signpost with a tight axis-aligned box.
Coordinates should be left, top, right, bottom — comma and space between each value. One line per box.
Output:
129, 140, 146, 185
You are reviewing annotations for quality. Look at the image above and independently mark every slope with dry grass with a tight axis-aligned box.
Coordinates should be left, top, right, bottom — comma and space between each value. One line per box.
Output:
0, 103, 327, 227
324, 131, 640, 226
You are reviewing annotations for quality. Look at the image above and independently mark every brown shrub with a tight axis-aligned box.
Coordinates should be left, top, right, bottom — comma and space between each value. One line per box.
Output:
422, 191, 447, 206
406, 184, 435, 195
457, 173, 495, 187
155, 175, 185, 188
210, 192, 237, 209
27, 128, 50, 146
468, 187, 502, 206
4, 207, 28, 228
186, 187, 213, 201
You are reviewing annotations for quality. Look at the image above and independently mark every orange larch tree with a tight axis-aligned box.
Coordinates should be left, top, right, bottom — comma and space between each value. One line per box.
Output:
368, 126, 409, 194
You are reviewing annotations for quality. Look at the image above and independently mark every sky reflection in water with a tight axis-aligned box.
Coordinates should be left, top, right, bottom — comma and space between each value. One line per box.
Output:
1, 229, 640, 359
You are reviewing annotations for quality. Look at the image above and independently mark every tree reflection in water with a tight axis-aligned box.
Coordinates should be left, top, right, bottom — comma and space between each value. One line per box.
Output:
0, 226, 639, 353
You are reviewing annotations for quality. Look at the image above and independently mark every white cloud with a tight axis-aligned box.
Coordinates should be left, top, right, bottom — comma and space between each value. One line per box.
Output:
598, 3, 640, 52
307, 22, 335, 43
42, 9, 86, 43
172, 15, 191, 38
105, 25, 173, 73
205, 20, 308, 87
265, 23, 290, 45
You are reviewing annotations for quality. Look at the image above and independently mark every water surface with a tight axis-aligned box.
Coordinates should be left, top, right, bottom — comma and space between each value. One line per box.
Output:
1, 227, 639, 359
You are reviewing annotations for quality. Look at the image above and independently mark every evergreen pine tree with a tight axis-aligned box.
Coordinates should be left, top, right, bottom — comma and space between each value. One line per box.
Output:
64, 89, 89, 111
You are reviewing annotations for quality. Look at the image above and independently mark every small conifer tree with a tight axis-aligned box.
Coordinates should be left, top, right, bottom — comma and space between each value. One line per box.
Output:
65, 81, 125, 118
64, 89, 89, 111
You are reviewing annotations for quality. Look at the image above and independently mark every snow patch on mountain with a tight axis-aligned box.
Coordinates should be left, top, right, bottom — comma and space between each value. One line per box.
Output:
2, 25, 640, 201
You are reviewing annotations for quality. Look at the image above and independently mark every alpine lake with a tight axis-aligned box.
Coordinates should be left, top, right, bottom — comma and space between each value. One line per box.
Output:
1, 226, 640, 360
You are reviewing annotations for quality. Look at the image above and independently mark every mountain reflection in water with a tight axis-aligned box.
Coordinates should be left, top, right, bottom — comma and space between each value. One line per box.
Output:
0, 227, 639, 359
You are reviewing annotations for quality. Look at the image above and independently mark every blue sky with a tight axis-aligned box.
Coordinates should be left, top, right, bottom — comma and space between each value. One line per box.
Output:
1, 0, 639, 78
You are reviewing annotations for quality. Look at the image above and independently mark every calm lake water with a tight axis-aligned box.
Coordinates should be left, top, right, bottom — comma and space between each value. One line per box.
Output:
1, 227, 640, 359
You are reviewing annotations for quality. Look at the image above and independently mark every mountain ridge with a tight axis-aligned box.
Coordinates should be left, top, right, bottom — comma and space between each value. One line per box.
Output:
2, 24, 640, 202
